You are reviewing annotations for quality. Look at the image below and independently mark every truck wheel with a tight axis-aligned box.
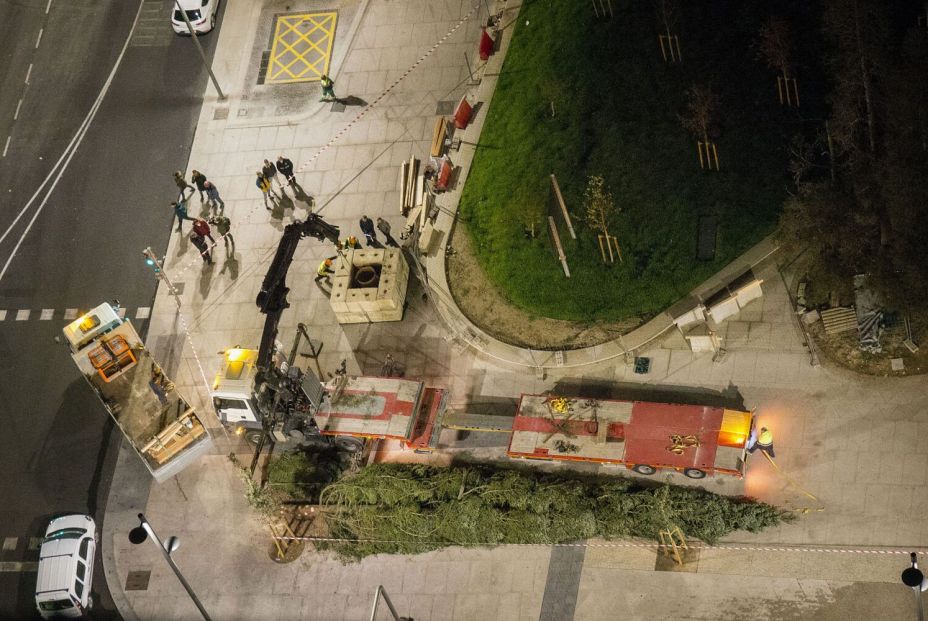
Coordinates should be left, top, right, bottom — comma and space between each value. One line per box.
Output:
684, 468, 707, 479
632, 464, 656, 475
334, 436, 364, 453
244, 430, 264, 446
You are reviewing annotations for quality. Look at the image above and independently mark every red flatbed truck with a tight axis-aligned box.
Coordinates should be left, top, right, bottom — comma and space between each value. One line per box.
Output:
506, 395, 754, 479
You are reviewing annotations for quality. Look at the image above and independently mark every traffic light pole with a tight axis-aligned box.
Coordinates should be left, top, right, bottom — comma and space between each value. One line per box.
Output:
143, 246, 182, 310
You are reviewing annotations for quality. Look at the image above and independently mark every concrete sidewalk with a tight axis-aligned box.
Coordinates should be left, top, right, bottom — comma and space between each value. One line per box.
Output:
100, 0, 928, 619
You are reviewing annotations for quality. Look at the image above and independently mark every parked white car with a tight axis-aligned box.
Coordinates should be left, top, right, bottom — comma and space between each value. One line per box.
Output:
35, 515, 97, 618
171, 0, 220, 35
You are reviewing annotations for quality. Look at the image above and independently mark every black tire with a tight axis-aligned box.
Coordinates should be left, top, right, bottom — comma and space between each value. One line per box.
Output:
243, 430, 263, 446
632, 464, 656, 475
684, 468, 707, 479
334, 436, 364, 453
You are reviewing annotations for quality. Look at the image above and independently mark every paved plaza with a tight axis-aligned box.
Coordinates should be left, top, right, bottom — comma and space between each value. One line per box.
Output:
101, 0, 928, 619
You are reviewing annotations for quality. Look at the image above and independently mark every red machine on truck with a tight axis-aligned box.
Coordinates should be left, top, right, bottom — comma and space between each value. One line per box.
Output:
504, 395, 754, 478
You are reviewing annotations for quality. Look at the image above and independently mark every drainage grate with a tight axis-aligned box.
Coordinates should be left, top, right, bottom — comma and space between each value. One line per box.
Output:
125, 570, 151, 591
435, 100, 454, 115
257, 51, 271, 85
213, 107, 230, 120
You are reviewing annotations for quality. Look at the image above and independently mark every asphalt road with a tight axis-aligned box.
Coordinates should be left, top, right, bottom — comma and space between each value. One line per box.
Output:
0, 0, 222, 617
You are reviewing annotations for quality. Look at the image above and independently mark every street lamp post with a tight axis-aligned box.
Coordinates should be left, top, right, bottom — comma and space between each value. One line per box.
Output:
902, 552, 927, 621
129, 513, 213, 621
173, 0, 226, 100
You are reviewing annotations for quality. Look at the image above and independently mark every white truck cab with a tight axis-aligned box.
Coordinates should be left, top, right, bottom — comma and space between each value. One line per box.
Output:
35, 514, 97, 618
211, 348, 262, 431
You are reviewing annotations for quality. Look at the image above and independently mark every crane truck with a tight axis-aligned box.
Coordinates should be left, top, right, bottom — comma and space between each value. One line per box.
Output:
209, 213, 448, 455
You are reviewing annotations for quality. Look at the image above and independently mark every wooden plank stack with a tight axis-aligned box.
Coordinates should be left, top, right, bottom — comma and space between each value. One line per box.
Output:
820, 306, 857, 335
400, 156, 420, 216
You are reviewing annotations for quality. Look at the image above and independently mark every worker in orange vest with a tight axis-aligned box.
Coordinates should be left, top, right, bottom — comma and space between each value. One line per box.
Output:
747, 426, 775, 458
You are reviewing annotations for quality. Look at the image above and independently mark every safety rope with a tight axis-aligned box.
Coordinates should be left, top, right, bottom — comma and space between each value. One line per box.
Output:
761, 449, 825, 513
270, 534, 924, 555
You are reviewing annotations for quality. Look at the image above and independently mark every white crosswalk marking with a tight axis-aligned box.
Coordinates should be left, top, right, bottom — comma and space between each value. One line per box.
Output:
2, 537, 17, 551
136, 307, 151, 319
15, 309, 29, 321
28, 537, 41, 550
118, 307, 127, 318
0, 310, 6, 321
40, 309, 54, 320
63, 308, 78, 320
0, 561, 39, 573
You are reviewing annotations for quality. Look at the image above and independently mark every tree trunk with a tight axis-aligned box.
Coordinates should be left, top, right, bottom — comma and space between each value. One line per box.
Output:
852, 0, 877, 154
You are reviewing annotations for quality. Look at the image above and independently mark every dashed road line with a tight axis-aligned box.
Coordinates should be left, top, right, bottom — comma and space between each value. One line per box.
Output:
45, 0, 52, 14
0, 561, 39, 573
25, 63, 33, 84
13, 99, 22, 121
0, 307, 151, 324
35, 28, 43, 48
1, 136, 8, 158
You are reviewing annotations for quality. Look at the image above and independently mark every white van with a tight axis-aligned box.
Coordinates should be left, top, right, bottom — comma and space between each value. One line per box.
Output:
35, 515, 97, 618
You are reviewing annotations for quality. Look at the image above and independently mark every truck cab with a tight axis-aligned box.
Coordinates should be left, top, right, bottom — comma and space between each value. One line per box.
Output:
211, 348, 262, 433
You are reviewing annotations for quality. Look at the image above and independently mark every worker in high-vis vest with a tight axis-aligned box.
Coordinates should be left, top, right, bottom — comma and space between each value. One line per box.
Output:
748, 426, 775, 458
314, 258, 335, 284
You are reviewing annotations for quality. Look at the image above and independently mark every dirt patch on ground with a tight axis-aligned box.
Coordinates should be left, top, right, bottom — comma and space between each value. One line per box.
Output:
809, 318, 927, 376
446, 228, 640, 350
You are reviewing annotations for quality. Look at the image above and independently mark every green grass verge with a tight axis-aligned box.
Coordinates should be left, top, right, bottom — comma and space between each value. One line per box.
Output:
458, 0, 791, 321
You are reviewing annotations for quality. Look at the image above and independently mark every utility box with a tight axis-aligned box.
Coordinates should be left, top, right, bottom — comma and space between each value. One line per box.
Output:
330, 248, 409, 324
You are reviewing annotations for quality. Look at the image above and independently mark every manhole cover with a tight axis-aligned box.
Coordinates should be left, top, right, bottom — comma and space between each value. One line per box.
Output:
125, 570, 151, 591
435, 100, 454, 115
213, 107, 229, 120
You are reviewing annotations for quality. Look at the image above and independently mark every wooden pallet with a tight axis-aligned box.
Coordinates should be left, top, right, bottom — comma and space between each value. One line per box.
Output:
820, 306, 857, 335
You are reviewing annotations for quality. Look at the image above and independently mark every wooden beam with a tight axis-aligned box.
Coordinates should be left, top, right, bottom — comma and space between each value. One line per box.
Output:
549, 216, 570, 278
550, 174, 577, 239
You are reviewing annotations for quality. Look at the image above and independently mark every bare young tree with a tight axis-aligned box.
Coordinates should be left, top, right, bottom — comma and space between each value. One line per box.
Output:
756, 17, 793, 80
583, 175, 619, 262
679, 84, 719, 145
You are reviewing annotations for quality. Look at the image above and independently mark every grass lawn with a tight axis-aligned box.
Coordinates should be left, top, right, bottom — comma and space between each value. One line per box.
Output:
458, 0, 811, 322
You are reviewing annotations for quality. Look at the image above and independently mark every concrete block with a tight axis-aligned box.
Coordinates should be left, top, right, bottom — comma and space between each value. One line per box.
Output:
351, 249, 384, 266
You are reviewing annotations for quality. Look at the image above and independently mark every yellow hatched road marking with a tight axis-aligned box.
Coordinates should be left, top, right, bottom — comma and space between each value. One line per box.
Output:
267, 12, 337, 84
